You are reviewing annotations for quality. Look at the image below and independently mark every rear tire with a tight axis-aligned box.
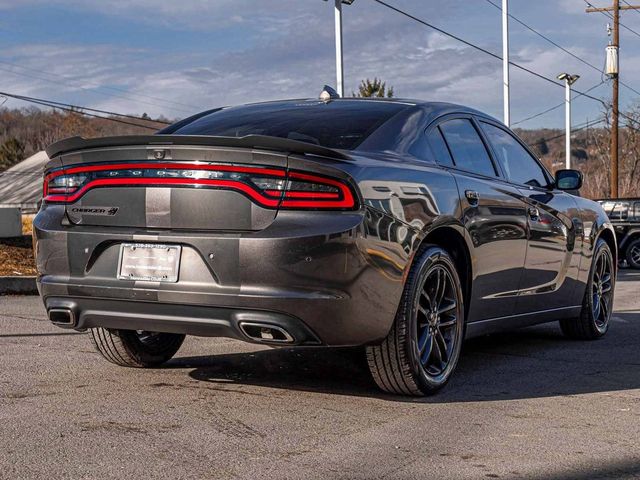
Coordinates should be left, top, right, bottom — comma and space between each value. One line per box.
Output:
560, 238, 615, 340
625, 237, 640, 269
89, 328, 185, 367
366, 245, 465, 396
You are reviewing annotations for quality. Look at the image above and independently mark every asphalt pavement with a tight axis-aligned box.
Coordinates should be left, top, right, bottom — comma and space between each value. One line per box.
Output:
1, 271, 639, 479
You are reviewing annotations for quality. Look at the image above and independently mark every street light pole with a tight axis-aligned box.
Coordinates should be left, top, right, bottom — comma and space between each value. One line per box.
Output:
326, 0, 355, 97
502, 0, 510, 127
334, 0, 344, 97
558, 73, 580, 170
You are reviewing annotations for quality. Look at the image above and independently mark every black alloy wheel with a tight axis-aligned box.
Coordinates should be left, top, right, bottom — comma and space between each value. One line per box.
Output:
367, 246, 465, 396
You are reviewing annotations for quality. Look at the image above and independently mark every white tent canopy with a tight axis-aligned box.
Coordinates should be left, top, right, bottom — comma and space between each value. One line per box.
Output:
0, 151, 48, 212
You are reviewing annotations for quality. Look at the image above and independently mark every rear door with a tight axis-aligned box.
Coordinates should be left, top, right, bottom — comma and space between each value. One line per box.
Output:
431, 116, 529, 321
478, 120, 582, 313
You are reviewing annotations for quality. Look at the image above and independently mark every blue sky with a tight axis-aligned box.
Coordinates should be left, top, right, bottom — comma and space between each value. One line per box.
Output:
1, 0, 639, 129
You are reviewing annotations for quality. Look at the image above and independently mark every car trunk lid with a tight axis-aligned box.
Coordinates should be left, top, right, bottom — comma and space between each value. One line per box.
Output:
43, 135, 355, 231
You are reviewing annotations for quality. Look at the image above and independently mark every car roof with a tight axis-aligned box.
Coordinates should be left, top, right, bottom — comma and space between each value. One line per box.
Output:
240, 96, 484, 112
235, 97, 499, 124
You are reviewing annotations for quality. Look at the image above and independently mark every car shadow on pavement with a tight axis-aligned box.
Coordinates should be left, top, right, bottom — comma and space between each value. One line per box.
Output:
171, 312, 640, 402
535, 458, 640, 480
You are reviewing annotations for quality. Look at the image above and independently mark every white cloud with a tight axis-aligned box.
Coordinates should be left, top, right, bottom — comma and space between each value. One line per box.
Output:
0, 0, 635, 128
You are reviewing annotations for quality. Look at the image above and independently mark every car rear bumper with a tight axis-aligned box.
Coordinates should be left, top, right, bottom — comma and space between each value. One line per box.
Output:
34, 205, 411, 346
42, 295, 322, 346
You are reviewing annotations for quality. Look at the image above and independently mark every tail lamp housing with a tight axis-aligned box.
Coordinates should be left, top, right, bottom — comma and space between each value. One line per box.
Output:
43, 162, 357, 210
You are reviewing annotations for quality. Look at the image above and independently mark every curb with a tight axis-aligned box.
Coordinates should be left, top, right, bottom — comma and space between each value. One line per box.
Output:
0, 276, 38, 295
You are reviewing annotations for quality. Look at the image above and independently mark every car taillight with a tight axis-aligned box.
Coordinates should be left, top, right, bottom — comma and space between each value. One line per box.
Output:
43, 162, 357, 210
263, 172, 355, 209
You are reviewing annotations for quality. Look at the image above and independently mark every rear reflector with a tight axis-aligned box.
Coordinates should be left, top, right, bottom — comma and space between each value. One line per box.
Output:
43, 162, 357, 210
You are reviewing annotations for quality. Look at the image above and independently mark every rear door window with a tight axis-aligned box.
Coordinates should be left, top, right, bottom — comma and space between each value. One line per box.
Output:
439, 119, 497, 177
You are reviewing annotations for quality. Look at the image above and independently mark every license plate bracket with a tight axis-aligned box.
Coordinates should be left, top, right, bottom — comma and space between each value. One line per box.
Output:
118, 243, 181, 282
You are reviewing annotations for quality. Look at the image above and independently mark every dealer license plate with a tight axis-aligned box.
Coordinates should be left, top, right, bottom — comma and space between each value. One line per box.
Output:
118, 243, 181, 282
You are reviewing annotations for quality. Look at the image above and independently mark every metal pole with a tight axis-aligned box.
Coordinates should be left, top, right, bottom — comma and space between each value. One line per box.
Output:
565, 79, 572, 169
611, 0, 620, 197
502, 0, 510, 126
334, 0, 344, 97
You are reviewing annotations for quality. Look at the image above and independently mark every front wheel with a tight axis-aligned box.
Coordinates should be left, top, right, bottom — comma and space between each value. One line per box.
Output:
366, 245, 465, 396
560, 238, 615, 340
89, 328, 185, 367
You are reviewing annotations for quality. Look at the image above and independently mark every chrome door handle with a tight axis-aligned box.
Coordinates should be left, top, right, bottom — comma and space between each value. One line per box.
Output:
465, 190, 480, 205
528, 207, 540, 220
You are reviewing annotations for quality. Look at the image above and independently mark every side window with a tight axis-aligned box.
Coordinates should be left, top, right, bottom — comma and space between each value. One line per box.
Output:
481, 122, 549, 188
426, 127, 454, 166
439, 119, 496, 177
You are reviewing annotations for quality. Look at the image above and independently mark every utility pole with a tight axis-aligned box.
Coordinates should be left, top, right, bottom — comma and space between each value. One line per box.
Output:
502, 0, 510, 127
586, 0, 640, 198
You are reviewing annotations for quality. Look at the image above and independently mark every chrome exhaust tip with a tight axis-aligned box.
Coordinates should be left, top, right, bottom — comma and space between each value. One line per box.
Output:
238, 322, 294, 344
48, 308, 77, 328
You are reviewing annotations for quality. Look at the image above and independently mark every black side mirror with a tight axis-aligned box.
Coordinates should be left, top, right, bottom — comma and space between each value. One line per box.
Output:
555, 169, 583, 191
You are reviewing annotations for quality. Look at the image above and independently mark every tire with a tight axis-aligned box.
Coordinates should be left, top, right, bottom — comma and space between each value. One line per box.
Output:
625, 237, 640, 269
89, 328, 185, 367
560, 238, 615, 340
366, 245, 465, 396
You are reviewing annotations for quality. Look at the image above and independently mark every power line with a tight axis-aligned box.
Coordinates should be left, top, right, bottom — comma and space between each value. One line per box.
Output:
0, 60, 195, 114
484, 0, 640, 99
378, 0, 640, 133
529, 117, 607, 146
484, 0, 604, 74
0, 58, 198, 111
4, 94, 159, 130
512, 81, 607, 125
372, 0, 566, 89
372, 0, 613, 105
623, 0, 640, 14
584, 0, 640, 38
0, 91, 171, 125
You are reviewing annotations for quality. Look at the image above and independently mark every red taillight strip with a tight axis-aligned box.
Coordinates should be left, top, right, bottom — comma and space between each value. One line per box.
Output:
43, 163, 357, 210
44, 162, 286, 183
44, 177, 281, 207
264, 190, 340, 199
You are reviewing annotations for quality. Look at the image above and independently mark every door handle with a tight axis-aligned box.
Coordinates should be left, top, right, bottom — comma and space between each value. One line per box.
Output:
528, 207, 540, 221
465, 190, 480, 205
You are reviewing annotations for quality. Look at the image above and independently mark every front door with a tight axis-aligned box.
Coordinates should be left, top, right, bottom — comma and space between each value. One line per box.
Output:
515, 188, 582, 313
478, 120, 582, 314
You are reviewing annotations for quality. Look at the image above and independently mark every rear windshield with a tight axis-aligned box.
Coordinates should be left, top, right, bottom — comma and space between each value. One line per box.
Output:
166, 100, 409, 150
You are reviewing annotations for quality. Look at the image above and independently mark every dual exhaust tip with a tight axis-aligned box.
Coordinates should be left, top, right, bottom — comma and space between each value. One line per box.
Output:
47, 309, 295, 344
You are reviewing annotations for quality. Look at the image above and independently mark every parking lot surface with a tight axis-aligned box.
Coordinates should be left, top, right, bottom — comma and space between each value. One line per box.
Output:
1, 271, 639, 480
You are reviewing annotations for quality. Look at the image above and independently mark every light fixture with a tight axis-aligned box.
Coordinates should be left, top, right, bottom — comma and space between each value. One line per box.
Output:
557, 73, 580, 85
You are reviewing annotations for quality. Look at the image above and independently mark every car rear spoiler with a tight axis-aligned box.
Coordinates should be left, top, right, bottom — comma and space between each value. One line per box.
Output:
46, 134, 352, 161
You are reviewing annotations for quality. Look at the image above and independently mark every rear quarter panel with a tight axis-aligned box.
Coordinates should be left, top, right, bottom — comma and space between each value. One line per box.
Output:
289, 152, 463, 325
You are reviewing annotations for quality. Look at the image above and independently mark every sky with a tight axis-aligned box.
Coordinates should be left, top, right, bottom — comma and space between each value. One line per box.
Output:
1, 0, 640, 129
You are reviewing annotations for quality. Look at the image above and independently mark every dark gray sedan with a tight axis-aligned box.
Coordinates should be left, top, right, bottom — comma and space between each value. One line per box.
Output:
34, 94, 617, 395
